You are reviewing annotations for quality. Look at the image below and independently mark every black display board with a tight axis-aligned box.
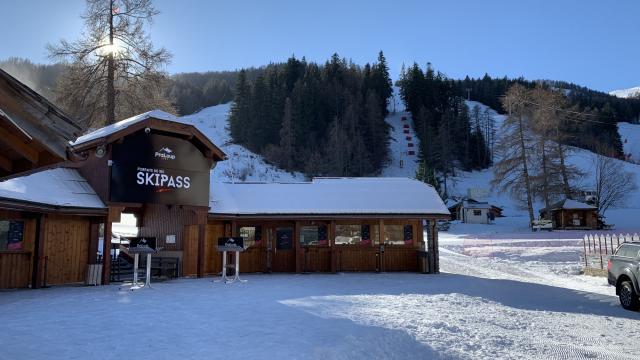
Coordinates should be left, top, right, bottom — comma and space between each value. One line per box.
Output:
7, 221, 24, 250
110, 132, 211, 206
276, 228, 293, 250
217, 237, 245, 252
404, 225, 414, 244
361, 225, 370, 241
254, 226, 262, 243
128, 237, 157, 253
318, 225, 328, 245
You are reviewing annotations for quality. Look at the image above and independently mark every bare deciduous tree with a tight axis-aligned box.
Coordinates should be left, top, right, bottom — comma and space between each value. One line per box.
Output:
492, 84, 536, 227
49, 0, 173, 128
593, 147, 637, 216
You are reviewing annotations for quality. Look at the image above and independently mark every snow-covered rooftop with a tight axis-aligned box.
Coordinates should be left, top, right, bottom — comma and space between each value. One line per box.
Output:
210, 177, 449, 216
0, 168, 106, 209
70, 109, 179, 146
558, 199, 597, 210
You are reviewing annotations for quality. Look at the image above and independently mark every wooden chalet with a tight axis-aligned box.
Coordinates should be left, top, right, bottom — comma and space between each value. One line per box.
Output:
539, 199, 598, 230
0, 85, 449, 289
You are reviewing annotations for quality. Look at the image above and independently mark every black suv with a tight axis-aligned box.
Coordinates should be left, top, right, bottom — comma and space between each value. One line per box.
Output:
608, 242, 640, 310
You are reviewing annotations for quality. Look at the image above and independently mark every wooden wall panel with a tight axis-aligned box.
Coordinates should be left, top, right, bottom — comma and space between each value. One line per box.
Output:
204, 224, 223, 275
182, 224, 199, 276
0, 252, 31, 288
239, 247, 266, 273
301, 247, 332, 272
384, 247, 418, 272
43, 215, 90, 285
139, 204, 206, 251
335, 246, 379, 272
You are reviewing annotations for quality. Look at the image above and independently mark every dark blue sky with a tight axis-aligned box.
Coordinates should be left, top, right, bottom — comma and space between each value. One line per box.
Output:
1, 0, 637, 92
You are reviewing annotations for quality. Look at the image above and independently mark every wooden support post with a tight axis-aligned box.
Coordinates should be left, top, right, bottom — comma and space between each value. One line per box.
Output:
88, 220, 100, 265
102, 215, 113, 285
433, 220, 440, 273
598, 236, 603, 270
31, 214, 46, 289
379, 219, 385, 272
330, 220, 337, 273
196, 224, 205, 278
294, 221, 301, 273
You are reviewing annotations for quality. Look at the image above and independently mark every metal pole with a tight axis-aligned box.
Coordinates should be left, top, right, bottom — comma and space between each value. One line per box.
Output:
145, 253, 151, 287
133, 253, 139, 286
582, 238, 588, 267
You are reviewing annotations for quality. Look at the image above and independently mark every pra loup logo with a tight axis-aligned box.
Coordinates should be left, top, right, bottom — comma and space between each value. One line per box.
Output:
155, 147, 176, 160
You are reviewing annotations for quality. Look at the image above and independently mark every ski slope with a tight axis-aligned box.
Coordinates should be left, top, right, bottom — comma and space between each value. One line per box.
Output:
618, 122, 640, 163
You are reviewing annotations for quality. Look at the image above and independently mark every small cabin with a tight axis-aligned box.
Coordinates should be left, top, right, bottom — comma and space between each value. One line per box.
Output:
539, 199, 598, 230
449, 199, 494, 224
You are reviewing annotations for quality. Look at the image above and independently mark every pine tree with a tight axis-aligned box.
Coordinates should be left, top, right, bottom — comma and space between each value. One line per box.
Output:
279, 97, 295, 170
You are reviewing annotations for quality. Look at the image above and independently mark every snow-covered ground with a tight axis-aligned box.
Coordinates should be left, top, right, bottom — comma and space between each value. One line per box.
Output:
619, 122, 640, 163
2, 235, 639, 360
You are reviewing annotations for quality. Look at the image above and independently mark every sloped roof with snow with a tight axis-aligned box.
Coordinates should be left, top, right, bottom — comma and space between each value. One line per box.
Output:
543, 199, 597, 212
209, 177, 449, 216
70, 110, 179, 146
0, 167, 106, 209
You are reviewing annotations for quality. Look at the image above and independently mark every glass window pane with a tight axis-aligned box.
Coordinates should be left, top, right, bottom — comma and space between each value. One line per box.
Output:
239, 226, 256, 248
300, 226, 319, 246
335, 224, 379, 245
384, 224, 412, 245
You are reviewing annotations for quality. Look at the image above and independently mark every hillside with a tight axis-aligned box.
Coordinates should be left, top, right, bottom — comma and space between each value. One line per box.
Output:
610, 86, 640, 99
174, 98, 640, 231
446, 102, 640, 232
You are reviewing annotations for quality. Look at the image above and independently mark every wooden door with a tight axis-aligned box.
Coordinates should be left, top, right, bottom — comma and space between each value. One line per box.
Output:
270, 226, 296, 272
204, 224, 224, 275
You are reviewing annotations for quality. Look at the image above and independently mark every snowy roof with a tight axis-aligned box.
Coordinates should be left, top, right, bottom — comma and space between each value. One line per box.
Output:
70, 110, 179, 146
209, 177, 449, 216
543, 199, 597, 211
0, 168, 106, 209
558, 199, 597, 210
462, 200, 491, 209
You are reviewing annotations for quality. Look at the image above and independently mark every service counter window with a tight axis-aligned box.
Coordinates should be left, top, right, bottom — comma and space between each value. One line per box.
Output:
0, 220, 24, 251
384, 224, 413, 246
335, 224, 379, 245
300, 225, 328, 246
239, 226, 262, 248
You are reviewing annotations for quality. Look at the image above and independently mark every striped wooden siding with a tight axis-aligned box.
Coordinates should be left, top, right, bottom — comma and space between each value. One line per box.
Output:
0, 252, 32, 288
182, 224, 199, 276
43, 215, 91, 285
139, 204, 206, 251
335, 246, 379, 271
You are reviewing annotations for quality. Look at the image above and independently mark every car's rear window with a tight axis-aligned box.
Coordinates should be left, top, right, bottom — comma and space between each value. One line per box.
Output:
616, 244, 640, 258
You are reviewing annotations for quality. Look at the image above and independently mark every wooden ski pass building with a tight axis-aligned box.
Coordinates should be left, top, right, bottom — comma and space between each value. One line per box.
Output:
0, 71, 449, 289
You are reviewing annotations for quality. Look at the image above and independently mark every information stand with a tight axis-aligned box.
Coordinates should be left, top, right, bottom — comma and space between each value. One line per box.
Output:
119, 237, 157, 291
215, 237, 247, 284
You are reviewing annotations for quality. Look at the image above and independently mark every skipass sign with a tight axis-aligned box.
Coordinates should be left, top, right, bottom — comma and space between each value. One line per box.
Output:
110, 131, 211, 206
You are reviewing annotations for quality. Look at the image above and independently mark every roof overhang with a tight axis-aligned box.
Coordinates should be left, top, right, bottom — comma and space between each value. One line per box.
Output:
70, 116, 226, 162
208, 213, 451, 220
0, 197, 107, 216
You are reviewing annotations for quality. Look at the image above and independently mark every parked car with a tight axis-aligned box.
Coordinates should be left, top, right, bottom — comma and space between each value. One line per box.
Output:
607, 242, 640, 310
531, 219, 553, 231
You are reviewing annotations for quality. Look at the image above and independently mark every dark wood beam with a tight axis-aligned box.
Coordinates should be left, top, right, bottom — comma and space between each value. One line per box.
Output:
0, 125, 39, 163
0, 153, 12, 172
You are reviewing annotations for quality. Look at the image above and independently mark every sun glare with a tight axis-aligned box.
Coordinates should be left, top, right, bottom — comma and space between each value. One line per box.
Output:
98, 37, 125, 56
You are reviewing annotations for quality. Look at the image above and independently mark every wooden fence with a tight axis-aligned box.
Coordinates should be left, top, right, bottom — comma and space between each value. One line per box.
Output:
582, 233, 640, 270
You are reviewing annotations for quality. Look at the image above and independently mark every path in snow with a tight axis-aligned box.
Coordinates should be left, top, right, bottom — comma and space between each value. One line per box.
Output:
382, 111, 420, 177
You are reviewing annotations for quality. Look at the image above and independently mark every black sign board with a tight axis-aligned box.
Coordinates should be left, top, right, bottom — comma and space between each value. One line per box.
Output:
254, 226, 262, 244
361, 225, 370, 241
404, 225, 414, 244
7, 221, 24, 250
276, 228, 293, 250
110, 132, 211, 207
128, 237, 157, 253
217, 237, 245, 252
